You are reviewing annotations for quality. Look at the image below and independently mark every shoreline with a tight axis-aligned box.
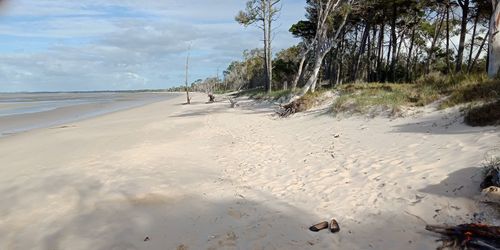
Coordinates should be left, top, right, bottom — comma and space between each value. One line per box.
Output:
0, 92, 180, 137
0, 93, 498, 249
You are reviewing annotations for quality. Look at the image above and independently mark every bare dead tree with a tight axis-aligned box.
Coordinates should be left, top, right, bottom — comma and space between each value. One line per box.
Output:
236, 0, 281, 93
184, 44, 191, 104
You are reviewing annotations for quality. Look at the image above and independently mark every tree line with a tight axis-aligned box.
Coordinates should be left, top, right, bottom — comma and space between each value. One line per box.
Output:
188, 0, 500, 98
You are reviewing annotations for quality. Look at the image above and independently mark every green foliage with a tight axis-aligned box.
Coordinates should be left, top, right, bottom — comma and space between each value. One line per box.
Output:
235, 1, 259, 26
289, 20, 316, 40
222, 49, 266, 91
273, 46, 301, 87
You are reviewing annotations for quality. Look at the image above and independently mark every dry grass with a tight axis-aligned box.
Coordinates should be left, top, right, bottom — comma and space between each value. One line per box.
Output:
332, 73, 500, 119
464, 101, 500, 127
332, 83, 433, 115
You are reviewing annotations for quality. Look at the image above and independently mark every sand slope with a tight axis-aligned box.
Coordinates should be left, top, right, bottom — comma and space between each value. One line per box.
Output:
0, 93, 498, 250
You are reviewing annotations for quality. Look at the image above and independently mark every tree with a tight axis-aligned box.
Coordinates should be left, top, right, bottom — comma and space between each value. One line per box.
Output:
488, 0, 500, 77
289, 21, 315, 90
273, 46, 301, 90
456, 0, 470, 72
236, 0, 281, 93
296, 0, 353, 97
184, 44, 191, 104
222, 49, 266, 91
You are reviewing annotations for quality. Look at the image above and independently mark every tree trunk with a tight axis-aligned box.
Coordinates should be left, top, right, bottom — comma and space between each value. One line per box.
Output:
396, 30, 404, 63
426, 10, 445, 73
350, 25, 359, 81
367, 26, 376, 82
390, 3, 398, 82
446, 1, 451, 74
353, 22, 371, 81
456, 0, 470, 73
267, 0, 273, 93
292, 48, 310, 90
472, 31, 489, 71
185, 46, 191, 104
329, 46, 338, 86
262, 9, 270, 93
406, 25, 416, 82
468, 11, 479, 72
337, 30, 346, 85
299, 50, 327, 95
488, 0, 500, 78
377, 22, 385, 81
386, 26, 392, 79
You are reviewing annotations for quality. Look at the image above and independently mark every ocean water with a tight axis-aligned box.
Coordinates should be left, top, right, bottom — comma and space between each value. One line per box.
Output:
0, 92, 174, 136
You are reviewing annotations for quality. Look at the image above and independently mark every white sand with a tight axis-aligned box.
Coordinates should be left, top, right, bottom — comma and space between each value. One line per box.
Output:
0, 93, 498, 250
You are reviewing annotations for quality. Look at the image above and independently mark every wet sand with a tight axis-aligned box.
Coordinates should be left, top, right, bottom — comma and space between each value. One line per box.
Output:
0, 92, 175, 136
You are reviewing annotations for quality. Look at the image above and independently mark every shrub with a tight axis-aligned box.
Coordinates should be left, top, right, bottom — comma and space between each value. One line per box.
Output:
464, 101, 500, 127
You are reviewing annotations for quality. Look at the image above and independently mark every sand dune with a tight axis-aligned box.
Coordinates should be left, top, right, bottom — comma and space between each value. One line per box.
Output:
0, 93, 498, 250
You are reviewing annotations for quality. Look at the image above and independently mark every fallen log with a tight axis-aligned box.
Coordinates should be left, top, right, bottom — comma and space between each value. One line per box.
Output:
426, 224, 500, 250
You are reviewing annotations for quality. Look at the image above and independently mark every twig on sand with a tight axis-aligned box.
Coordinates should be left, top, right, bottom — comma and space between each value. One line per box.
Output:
404, 211, 428, 225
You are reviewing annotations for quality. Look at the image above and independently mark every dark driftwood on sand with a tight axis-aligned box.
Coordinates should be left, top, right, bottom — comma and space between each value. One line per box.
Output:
426, 224, 500, 250
208, 94, 215, 102
278, 99, 309, 117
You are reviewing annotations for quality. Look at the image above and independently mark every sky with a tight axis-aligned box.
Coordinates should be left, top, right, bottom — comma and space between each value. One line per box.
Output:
0, 0, 306, 92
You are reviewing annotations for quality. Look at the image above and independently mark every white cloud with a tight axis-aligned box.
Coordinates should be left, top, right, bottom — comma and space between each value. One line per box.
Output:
0, 0, 305, 92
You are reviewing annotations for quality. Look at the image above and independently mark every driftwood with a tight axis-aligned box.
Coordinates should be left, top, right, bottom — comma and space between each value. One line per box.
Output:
278, 98, 311, 117
208, 94, 215, 103
482, 186, 500, 204
426, 224, 500, 250
229, 98, 238, 108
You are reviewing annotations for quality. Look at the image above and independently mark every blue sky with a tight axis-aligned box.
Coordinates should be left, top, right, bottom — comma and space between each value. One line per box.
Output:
0, 0, 306, 92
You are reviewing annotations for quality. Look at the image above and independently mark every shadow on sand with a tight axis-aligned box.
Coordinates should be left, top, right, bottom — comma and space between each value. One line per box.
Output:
419, 167, 483, 199
169, 99, 275, 118
0, 172, 319, 250
0, 170, 443, 250
390, 111, 496, 135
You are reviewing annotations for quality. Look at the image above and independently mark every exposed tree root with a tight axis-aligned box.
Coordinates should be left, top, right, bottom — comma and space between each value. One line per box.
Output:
278, 96, 314, 117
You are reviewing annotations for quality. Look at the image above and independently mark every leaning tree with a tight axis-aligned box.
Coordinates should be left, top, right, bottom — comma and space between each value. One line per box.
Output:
293, 0, 354, 99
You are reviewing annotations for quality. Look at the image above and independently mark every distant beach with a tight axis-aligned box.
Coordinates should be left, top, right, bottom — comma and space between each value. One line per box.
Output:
0, 92, 176, 136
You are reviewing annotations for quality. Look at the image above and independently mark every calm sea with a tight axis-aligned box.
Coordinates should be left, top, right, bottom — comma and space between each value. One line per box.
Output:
0, 92, 174, 136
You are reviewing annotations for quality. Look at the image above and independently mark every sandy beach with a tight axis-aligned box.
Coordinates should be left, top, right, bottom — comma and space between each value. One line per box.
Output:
0, 93, 498, 250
